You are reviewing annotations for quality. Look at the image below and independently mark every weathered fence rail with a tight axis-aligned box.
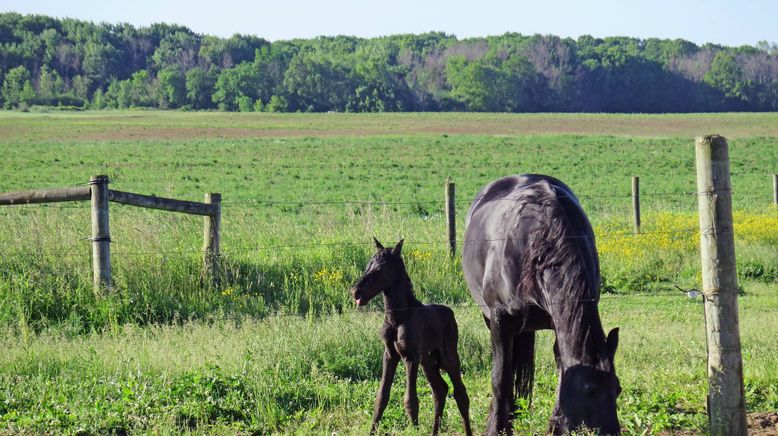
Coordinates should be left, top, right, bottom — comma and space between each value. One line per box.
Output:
0, 175, 221, 291
109, 190, 219, 216
0, 186, 91, 205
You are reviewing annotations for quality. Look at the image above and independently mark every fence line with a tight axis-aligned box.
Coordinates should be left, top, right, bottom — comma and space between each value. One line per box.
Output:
1, 172, 774, 290
0, 227, 710, 260
1, 190, 767, 210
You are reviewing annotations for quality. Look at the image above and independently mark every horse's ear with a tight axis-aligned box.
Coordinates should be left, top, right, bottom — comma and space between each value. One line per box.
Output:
373, 237, 384, 250
606, 327, 619, 362
392, 239, 404, 257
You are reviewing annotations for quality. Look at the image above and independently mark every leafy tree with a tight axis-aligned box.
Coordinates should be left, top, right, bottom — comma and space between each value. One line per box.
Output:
70, 75, 91, 100
91, 87, 105, 109
282, 51, 355, 112
237, 95, 253, 112
253, 43, 297, 104
1, 65, 32, 108
2, 12, 778, 113
446, 55, 501, 111
152, 30, 199, 72
19, 79, 35, 107
157, 67, 186, 108
200, 34, 269, 68
266, 95, 288, 112
82, 41, 120, 88
212, 62, 259, 110
185, 66, 217, 109
37, 65, 59, 102
347, 41, 411, 112
705, 51, 752, 104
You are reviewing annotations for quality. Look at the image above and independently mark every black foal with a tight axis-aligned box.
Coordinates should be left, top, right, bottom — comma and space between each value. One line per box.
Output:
350, 238, 472, 436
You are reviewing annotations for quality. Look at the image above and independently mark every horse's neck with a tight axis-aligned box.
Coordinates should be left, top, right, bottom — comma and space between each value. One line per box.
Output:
383, 274, 421, 325
552, 303, 608, 369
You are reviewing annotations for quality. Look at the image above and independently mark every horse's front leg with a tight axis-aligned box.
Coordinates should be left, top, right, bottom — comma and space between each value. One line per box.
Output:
403, 356, 420, 426
487, 309, 517, 435
371, 347, 399, 434
548, 337, 565, 435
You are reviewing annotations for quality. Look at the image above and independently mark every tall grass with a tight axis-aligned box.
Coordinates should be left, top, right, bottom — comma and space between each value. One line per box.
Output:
1, 282, 777, 434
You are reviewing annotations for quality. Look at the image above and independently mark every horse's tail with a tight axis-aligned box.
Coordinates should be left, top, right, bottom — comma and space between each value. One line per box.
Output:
513, 331, 536, 409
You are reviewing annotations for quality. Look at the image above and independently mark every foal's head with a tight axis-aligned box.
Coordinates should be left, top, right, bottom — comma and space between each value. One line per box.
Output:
350, 238, 405, 307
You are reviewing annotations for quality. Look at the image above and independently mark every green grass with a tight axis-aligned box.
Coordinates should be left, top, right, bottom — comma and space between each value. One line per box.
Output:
0, 111, 776, 434
1, 284, 776, 434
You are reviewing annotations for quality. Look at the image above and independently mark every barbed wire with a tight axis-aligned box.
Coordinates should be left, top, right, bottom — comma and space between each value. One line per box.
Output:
221, 293, 706, 320
1, 188, 770, 211
0, 227, 707, 259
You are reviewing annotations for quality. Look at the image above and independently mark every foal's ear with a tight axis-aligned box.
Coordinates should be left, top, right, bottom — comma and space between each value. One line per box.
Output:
373, 237, 384, 250
391, 239, 404, 257
606, 327, 619, 362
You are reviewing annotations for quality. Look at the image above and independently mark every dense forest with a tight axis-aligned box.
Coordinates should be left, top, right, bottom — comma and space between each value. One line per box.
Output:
2, 12, 778, 112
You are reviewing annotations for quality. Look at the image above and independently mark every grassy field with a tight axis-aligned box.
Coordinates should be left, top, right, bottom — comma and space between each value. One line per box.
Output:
0, 110, 776, 434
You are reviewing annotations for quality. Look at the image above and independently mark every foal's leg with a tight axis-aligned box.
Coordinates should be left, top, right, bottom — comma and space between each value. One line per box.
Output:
371, 348, 399, 434
442, 356, 472, 436
421, 361, 447, 436
403, 357, 420, 426
487, 309, 517, 435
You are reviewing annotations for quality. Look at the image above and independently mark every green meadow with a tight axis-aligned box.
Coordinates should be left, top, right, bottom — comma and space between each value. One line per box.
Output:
0, 111, 776, 434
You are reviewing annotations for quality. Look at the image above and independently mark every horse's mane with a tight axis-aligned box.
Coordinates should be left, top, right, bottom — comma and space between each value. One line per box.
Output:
518, 183, 603, 359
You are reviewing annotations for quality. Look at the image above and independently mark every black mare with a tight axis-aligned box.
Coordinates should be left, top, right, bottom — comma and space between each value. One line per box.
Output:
462, 174, 621, 435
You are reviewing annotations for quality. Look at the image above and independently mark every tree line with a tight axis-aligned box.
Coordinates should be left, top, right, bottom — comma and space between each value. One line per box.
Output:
2, 12, 778, 112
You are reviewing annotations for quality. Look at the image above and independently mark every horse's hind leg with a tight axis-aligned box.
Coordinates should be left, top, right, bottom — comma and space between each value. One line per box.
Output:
442, 356, 472, 436
512, 330, 536, 414
487, 309, 518, 435
421, 362, 447, 435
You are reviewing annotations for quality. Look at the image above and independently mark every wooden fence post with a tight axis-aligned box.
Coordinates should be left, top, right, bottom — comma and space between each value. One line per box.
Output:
90, 175, 111, 291
632, 176, 641, 234
445, 178, 456, 258
203, 193, 221, 286
694, 135, 746, 436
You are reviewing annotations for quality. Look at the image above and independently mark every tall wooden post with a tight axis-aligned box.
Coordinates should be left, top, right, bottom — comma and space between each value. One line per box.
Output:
203, 193, 221, 286
695, 135, 746, 436
90, 175, 111, 291
445, 178, 456, 258
632, 176, 641, 234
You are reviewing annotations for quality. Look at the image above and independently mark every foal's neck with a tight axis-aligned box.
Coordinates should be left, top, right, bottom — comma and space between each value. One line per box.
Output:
383, 272, 422, 325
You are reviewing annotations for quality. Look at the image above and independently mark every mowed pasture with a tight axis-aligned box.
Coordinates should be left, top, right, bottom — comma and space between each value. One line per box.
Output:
0, 111, 776, 434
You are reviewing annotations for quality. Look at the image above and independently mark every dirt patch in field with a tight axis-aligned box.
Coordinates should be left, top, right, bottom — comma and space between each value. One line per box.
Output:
749, 412, 778, 435
67, 117, 778, 141
3, 113, 778, 143
659, 412, 778, 435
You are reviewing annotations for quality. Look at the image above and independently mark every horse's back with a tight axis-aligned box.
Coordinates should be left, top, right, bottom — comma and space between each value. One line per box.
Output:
463, 174, 593, 319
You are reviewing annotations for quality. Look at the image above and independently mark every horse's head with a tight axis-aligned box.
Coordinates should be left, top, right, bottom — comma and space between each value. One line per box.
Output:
350, 238, 405, 307
551, 328, 621, 435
